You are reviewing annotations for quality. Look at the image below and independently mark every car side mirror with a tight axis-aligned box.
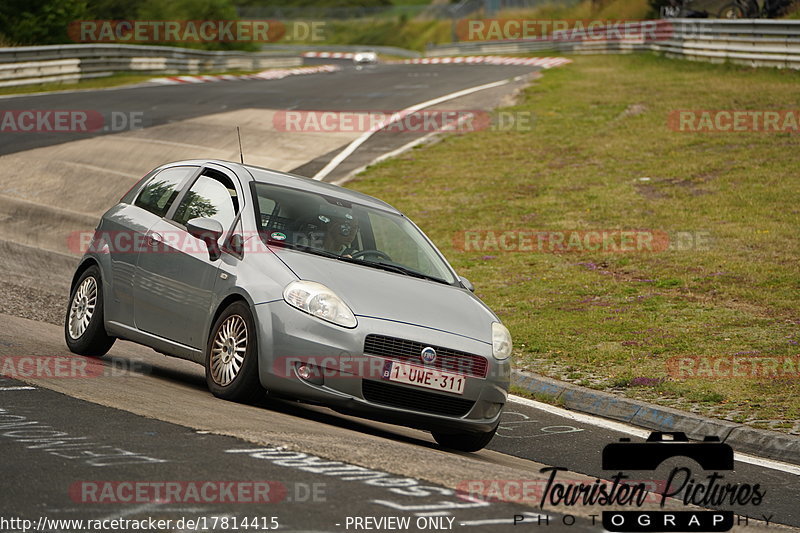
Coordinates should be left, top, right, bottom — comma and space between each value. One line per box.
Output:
187, 217, 223, 261
227, 233, 244, 256
459, 276, 474, 292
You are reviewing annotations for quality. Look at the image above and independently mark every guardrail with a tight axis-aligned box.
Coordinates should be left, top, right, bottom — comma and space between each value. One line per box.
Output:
427, 19, 800, 69
0, 44, 302, 88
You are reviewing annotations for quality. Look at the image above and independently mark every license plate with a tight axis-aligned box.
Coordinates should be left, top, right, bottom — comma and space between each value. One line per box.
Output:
381, 361, 466, 395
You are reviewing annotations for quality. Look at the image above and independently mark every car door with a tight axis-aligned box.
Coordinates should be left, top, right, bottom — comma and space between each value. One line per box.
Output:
101, 165, 198, 327
133, 165, 241, 349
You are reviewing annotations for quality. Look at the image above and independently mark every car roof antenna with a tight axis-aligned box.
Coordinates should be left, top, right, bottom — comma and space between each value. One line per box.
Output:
236, 126, 244, 164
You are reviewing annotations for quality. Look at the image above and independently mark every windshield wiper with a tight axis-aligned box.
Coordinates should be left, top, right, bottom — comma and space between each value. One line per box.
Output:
266, 238, 364, 264
267, 239, 345, 260
266, 237, 451, 285
361, 261, 450, 285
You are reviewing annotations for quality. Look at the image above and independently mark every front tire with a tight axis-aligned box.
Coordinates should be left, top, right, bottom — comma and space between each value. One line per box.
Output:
432, 425, 498, 452
205, 301, 263, 403
64, 265, 115, 356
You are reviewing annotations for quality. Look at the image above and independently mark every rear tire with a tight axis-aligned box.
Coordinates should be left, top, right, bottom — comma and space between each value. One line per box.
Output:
205, 301, 263, 404
64, 265, 115, 356
432, 425, 498, 452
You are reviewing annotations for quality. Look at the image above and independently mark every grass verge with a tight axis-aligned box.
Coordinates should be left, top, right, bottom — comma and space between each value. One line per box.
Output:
0, 68, 274, 97
347, 53, 800, 433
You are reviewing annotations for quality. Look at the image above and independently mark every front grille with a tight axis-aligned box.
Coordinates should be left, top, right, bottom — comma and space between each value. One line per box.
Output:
362, 380, 475, 417
364, 334, 488, 378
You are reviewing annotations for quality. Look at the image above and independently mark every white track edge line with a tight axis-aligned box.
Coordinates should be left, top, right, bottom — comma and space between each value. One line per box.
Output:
312, 78, 511, 181
508, 394, 800, 476
329, 73, 537, 187
330, 110, 478, 187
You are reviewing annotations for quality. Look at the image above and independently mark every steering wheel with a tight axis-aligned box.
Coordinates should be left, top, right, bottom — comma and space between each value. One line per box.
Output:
351, 249, 392, 261
294, 214, 325, 233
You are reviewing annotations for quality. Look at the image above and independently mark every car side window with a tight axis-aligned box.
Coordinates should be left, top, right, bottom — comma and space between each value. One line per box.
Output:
172, 170, 238, 231
133, 166, 196, 217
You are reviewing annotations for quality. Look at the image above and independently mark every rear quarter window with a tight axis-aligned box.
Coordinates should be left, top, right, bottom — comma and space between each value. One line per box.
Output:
172, 173, 238, 230
133, 166, 197, 217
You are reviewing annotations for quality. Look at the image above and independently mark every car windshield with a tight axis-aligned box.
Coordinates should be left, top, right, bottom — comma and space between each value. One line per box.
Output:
252, 182, 456, 285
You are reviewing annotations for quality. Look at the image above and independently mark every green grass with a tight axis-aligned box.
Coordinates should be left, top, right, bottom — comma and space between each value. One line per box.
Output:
346, 53, 800, 431
0, 68, 285, 96
320, 18, 451, 51
310, 0, 650, 51
497, 0, 652, 21
310, 0, 800, 50
0, 73, 160, 96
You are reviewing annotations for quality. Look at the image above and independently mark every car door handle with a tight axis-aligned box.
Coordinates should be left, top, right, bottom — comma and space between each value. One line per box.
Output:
146, 232, 163, 248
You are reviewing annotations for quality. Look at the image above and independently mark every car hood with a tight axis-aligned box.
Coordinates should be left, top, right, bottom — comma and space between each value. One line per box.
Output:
275, 250, 496, 343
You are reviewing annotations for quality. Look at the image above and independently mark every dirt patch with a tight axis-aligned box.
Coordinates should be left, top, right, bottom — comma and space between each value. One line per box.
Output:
617, 103, 648, 119
1, 280, 65, 326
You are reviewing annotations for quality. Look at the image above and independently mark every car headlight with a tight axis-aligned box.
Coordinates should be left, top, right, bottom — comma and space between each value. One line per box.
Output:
283, 280, 357, 328
492, 322, 512, 360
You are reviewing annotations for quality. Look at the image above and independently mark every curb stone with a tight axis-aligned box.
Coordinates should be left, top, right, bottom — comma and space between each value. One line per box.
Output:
511, 369, 800, 465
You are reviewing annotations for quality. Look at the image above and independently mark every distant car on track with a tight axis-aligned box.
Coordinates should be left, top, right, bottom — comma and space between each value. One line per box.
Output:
353, 50, 378, 66
65, 160, 511, 451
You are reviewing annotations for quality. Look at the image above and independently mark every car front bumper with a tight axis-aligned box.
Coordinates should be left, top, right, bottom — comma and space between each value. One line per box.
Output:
254, 300, 510, 434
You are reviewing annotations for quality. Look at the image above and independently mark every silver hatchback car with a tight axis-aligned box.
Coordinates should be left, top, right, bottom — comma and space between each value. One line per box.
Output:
65, 160, 511, 451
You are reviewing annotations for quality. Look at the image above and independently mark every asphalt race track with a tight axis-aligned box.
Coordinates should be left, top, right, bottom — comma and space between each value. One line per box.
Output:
0, 59, 798, 532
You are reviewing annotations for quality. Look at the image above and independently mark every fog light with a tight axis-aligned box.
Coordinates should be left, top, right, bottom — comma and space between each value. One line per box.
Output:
295, 362, 324, 385
486, 402, 503, 418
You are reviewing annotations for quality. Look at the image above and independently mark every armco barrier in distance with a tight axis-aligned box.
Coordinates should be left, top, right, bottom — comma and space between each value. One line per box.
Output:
0, 44, 301, 88
428, 19, 800, 70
